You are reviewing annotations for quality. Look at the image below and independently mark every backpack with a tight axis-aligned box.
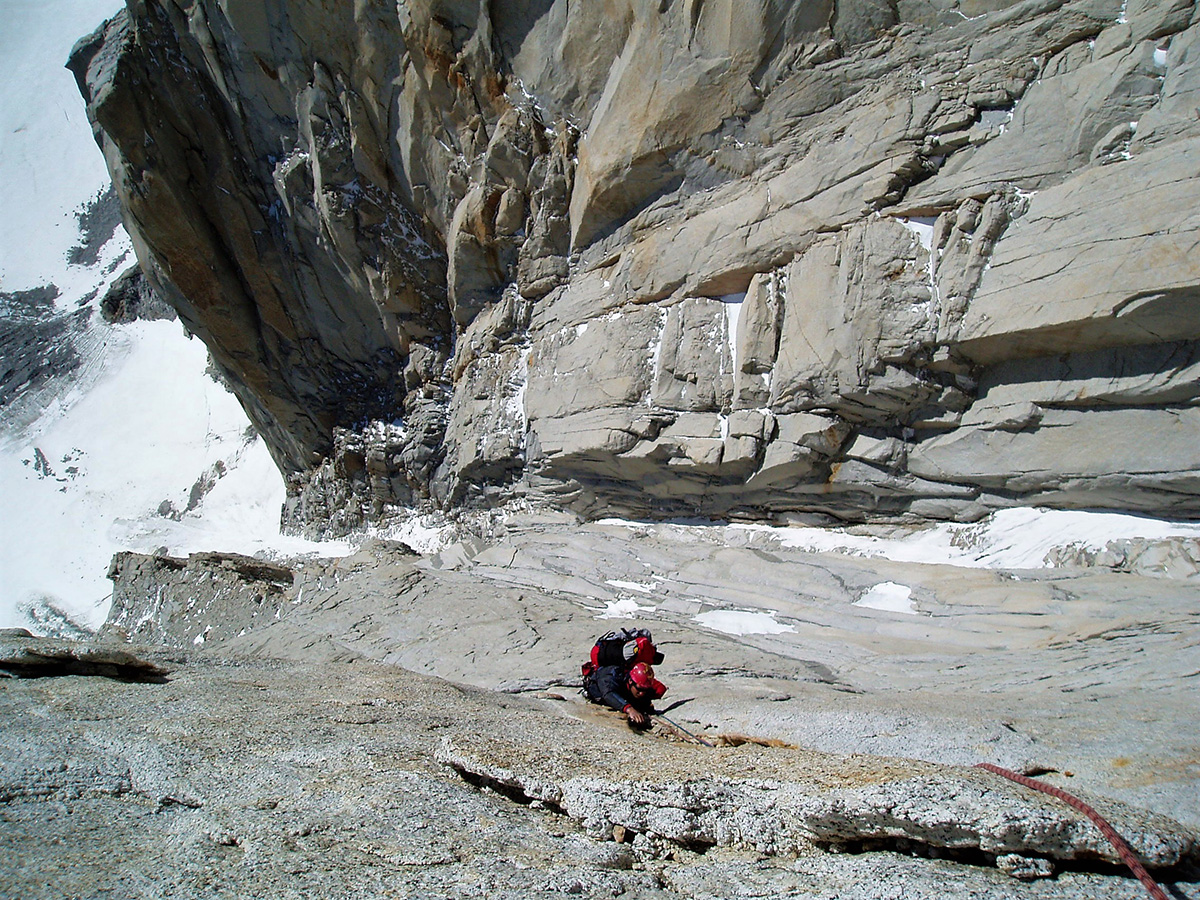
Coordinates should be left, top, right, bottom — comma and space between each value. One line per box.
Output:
591, 627, 653, 667
581, 628, 662, 682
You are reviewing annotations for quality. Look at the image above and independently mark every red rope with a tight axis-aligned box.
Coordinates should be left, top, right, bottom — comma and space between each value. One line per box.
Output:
974, 763, 1169, 900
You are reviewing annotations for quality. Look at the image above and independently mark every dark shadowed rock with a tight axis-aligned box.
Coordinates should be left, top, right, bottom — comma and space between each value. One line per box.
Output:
0, 630, 169, 681
100, 265, 176, 324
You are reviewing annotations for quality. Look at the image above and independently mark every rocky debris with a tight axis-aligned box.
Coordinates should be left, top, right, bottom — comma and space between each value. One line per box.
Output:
0, 285, 86, 410
1045, 536, 1200, 580
10, 600, 95, 643
65, 185, 123, 268
99, 265, 176, 324
0, 630, 169, 682
0, 281, 125, 449
282, 422, 427, 536
104, 551, 296, 649
71, 0, 1200, 530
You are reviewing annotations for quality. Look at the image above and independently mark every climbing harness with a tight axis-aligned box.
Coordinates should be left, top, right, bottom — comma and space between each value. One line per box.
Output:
975, 763, 1169, 900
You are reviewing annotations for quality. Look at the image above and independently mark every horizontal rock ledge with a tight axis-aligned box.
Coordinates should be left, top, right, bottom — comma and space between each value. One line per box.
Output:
437, 729, 1199, 870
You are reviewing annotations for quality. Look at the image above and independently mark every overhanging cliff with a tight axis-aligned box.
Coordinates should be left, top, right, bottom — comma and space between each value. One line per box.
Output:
70, 0, 1200, 531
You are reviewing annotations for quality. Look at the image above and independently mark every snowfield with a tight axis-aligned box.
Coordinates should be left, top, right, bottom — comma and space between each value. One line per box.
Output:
0, 0, 347, 633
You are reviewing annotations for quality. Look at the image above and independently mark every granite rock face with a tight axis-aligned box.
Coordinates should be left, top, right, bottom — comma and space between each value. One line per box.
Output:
72, 0, 1200, 529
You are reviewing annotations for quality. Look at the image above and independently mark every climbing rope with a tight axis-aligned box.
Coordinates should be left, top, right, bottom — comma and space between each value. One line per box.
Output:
974, 763, 1170, 900
651, 712, 716, 747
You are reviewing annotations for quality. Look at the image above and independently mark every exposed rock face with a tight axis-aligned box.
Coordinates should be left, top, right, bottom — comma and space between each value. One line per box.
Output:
105, 550, 299, 648
99, 265, 176, 324
72, 0, 1200, 529
7, 648, 1198, 900
61, 520, 1200, 896
0, 286, 90, 433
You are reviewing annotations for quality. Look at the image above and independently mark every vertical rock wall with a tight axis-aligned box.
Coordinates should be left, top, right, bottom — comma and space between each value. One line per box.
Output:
72, 0, 1200, 531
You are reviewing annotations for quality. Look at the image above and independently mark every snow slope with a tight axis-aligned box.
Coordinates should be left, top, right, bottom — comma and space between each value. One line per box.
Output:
729, 507, 1200, 569
0, 1, 348, 634
0, 0, 121, 296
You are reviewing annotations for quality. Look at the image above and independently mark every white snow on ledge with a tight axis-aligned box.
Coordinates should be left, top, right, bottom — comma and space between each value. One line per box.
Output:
598, 507, 1200, 572
899, 216, 936, 252
606, 579, 660, 594
694, 608, 796, 636
854, 582, 918, 615
595, 597, 658, 620
729, 507, 1200, 570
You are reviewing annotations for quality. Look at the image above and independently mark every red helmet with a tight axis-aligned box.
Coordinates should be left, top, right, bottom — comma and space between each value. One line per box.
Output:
628, 662, 655, 690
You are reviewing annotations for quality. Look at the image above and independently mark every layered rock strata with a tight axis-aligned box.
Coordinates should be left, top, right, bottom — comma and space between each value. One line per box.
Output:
72, 0, 1200, 529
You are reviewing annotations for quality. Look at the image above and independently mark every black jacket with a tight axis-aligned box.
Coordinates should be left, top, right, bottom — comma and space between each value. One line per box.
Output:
584, 665, 654, 714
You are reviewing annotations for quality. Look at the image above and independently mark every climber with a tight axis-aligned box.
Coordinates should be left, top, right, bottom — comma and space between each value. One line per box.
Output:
582, 661, 668, 727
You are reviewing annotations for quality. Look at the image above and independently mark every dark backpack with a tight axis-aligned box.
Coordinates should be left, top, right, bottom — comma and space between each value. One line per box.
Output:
591, 627, 653, 667
581, 628, 663, 685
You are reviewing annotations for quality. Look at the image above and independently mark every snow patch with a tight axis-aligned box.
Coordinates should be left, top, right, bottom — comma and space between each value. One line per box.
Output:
605, 579, 659, 594
378, 514, 456, 556
899, 217, 939, 311
899, 217, 936, 252
644, 308, 669, 406
596, 508, 1200, 575
977, 107, 1014, 135
596, 597, 658, 620
694, 608, 795, 636
854, 582, 918, 615
498, 344, 532, 433
737, 507, 1200, 570
721, 293, 745, 379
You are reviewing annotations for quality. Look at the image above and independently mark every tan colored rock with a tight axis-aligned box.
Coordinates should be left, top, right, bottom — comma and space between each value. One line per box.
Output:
769, 220, 937, 422
528, 408, 647, 459
525, 307, 660, 422
908, 37, 1169, 204
909, 406, 1200, 514
652, 297, 734, 412
567, 1, 831, 249
438, 346, 528, 504
955, 139, 1200, 364
72, 0, 1200, 525
1132, 21, 1200, 147
747, 413, 852, 489
733, 272, 783, 408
